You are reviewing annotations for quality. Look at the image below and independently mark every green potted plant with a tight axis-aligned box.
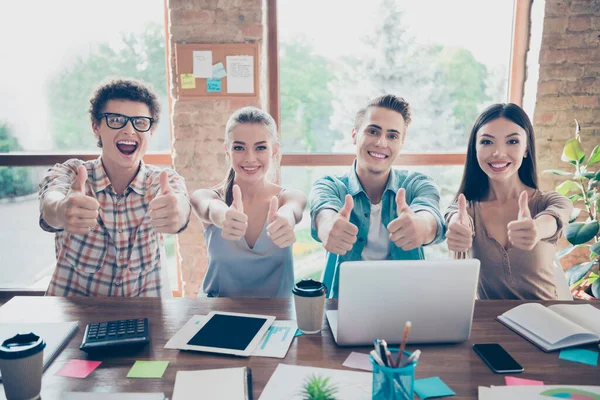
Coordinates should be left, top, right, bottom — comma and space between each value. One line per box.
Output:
300, 374, 339, 400
546, 120, 600, 299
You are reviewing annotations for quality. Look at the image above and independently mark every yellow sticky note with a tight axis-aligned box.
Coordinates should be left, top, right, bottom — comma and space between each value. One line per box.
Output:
181, 74, 195, 89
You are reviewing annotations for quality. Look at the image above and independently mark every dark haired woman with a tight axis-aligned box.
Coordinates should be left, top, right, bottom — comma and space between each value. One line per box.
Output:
445, 103, 572, 300
190, 107, 306, 298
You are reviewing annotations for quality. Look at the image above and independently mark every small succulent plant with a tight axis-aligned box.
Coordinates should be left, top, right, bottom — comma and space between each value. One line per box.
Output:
300, 374, 339, 400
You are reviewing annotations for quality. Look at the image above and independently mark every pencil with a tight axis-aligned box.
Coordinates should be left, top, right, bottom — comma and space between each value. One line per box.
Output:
396, 321, 412, 367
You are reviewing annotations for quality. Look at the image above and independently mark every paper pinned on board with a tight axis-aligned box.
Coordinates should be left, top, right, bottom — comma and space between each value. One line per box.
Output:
226, 56, 254, 94
212, 62, 227, 79
193, 51, 212, 78
180, 74, 195, 89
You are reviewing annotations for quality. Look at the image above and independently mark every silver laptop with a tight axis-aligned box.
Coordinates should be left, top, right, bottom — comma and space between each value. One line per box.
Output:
326, 259, 480, 346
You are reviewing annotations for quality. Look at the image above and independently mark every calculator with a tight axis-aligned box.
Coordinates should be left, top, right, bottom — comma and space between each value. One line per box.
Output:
80, 318, 150, 353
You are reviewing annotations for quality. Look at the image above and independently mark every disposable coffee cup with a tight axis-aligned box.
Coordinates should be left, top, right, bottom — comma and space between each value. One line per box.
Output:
0, 332, 45, 400
293, 279, 327, 334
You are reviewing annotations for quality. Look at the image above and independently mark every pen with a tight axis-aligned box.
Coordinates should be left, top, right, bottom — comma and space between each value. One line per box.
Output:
380, 340, 395, 368
377, 339, 389, 366
370, 350, 386, 367
400, 349, 421, 367
395, 321, 412, 367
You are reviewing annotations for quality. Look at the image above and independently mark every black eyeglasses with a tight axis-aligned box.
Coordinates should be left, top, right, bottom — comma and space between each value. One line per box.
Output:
98, 113, 154, 132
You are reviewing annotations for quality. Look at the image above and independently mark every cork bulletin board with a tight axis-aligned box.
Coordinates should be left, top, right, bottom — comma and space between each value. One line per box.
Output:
174, 42, 260, 100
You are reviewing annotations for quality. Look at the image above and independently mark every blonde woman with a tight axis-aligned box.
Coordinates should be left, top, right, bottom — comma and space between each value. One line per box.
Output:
191, 107, 306, 298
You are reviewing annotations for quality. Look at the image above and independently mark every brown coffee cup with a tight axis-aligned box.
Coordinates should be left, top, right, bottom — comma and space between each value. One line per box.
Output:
293, 279, 327, 334
0, 332, 45, 400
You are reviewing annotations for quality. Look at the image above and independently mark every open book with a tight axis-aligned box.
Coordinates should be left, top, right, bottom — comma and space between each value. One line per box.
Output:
497, 303, 600, 352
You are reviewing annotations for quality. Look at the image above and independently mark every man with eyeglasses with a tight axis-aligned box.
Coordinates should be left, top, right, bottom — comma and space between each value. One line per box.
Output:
38, 78, 191, 297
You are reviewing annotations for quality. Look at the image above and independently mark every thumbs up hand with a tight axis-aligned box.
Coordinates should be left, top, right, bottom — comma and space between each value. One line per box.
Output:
447, 194, 474, 252
149, 171, 183, 233
220, 184, 248, 241
323, 194, 358, 255
507, 190, 539, 250
266, 196, 296, 248
59, 165, 100, 235
387, 189, 424, 251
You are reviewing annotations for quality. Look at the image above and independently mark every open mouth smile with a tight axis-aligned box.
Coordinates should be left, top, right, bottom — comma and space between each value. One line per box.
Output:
368, 151, 389, 160
116, 140, 139, 156
488, 162, 510, 172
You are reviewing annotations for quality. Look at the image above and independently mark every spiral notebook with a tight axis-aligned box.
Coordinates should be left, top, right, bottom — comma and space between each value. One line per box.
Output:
172, 367, 252, 400
0, 321, 78, 381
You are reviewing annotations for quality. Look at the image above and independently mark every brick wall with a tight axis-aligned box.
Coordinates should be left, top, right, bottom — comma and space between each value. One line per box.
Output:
534, 0, 599, 192
167, 0, 265, 297
534, 0, 599, 270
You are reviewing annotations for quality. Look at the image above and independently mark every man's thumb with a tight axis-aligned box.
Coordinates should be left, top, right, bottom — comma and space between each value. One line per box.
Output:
71, 165, 88, 194
232, 184, 243, 212
268, 196, 278, 223
338, 194, 354, 220
518, 190, 531, 220
458, 193, 469, 226
396, 188, 409, 213
159, 170, 172, 195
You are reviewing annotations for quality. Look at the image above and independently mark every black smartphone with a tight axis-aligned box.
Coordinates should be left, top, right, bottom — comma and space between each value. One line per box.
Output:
472, 343, 524, 373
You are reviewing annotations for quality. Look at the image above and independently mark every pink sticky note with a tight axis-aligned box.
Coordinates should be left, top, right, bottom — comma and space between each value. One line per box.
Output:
56, 360, 102, 378
342, 352, 373, 371
505, 376, 544, 386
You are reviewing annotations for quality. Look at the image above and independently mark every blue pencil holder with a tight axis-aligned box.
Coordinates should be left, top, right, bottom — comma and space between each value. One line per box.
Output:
370, 349, 417, 400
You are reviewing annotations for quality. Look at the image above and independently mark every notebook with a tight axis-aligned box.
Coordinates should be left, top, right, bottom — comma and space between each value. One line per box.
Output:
172, 367, 252, 400
0, 321, 78, 381
497, 303, 600, 352
63, 394, 165, 400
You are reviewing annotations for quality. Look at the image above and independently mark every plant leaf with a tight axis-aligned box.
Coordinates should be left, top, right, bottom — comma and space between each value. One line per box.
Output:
591, 242, 600, 257
569, 208, 581, 223
544, 169, 573, 176
556, 245, 576, 259
587, 145, 600, 166
592, 278, 600, 299
556, 180, 581, 196
561, 138, 586, 164
568, 194, 584, 202
565, 261, 595, 286
565, 220, 600, 245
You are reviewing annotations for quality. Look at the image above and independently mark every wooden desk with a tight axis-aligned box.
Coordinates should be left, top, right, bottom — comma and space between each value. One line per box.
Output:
0, 297, 598, 399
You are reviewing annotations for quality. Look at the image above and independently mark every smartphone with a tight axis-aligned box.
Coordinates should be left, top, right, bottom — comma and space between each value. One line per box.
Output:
472, 343, 524, 373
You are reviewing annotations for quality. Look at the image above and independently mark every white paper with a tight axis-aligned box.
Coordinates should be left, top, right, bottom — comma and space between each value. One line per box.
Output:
172, 368, 247, 400
342, 352, 373, 371
259, 364, 372, 400
226, 55, 254, 93
165, 315, 296, 358
212, 62, 227, 79
253, 320, 298, 358
193, 51, 212, 78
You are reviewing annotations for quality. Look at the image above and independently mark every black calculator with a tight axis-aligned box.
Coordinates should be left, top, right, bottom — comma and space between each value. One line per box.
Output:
80, 318, 150, 352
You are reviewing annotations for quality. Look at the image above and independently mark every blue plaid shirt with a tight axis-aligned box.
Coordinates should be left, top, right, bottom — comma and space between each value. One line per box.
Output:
310, 161, 446, 298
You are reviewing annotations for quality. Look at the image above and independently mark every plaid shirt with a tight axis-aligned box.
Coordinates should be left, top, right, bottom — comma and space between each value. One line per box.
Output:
39, 158, 190, 297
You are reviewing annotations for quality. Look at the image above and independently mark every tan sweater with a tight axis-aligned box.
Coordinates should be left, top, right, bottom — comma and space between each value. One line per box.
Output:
445, 190, 572, 300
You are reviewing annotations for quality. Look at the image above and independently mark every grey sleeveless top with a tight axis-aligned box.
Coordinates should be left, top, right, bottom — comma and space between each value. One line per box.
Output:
200, 194, 295, 298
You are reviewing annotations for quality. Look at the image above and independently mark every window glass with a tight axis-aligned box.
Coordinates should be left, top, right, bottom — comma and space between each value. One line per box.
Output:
0, 1, 169, 153
278, 0, 513, 154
